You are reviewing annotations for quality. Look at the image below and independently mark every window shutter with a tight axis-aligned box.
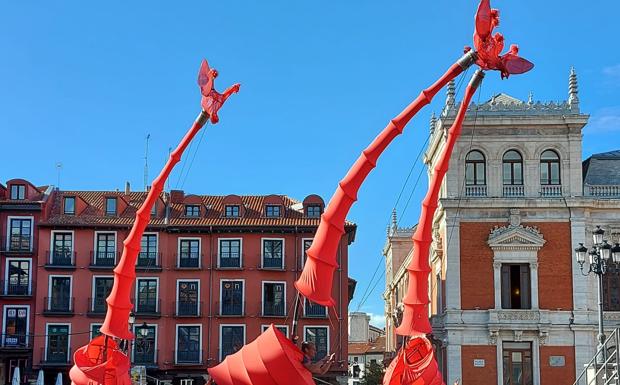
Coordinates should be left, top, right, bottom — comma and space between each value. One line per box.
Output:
520, 265, 531, 309
501, 265, 511, 309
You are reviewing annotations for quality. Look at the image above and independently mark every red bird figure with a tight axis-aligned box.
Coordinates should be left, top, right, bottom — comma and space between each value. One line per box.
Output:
466, 0, 534, 78
198, 59, 240, 124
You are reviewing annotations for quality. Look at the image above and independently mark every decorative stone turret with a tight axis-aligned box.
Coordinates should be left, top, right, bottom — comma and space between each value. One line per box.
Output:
442, 80, 456, 116
390, 209, 397, 234
429, 112, 437, 135
568, 66, 579, 112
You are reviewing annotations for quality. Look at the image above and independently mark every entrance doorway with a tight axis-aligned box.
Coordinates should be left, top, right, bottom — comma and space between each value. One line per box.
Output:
502, 342, 533, 385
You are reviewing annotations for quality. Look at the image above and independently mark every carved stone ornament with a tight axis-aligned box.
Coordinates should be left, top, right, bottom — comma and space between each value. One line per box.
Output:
513, 330, 523, 342
489, 329, 499, 345
538, 330, 549, 345
488, 223, 546, 251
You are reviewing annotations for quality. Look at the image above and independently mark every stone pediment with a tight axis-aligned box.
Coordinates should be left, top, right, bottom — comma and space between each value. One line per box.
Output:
488, 224, 546, 251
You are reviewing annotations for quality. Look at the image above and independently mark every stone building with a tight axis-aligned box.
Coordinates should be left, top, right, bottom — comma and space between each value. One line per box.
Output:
383, 68, 620, 384
347, 312, 385, 385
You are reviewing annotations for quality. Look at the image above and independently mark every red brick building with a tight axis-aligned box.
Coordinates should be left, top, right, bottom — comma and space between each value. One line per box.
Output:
32, 188, 355, 384
0, 179, 54, 385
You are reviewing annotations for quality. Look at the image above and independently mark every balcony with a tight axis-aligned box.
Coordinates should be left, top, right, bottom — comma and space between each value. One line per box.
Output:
0, 281, 32, 297
136, 252, 162, 272
540, 185, 562, 197
465, 185, 487, 197
261, 257, 284, 270
45, 251, 76, 270
503, 185, 524, 197
176, 253, 202, 269
304, 301, 327, 318
87, 297, 107, 317
217, 301, 245, 317
133, 348, 158, 367
1, 236, 32, 254
262, 301, 286, 317
586, 185, 620, 198
43, 297, 74, 316
0, 334, 33, 351
217, 254, 243, 269
40, 347, 72, 366
174, 349, 203, 365
174, 301, 202, 317
134, 299, 161, 318
89, 251, 117, 270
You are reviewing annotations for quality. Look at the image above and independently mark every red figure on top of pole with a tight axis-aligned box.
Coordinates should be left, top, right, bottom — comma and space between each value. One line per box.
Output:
69, 60, 239, 385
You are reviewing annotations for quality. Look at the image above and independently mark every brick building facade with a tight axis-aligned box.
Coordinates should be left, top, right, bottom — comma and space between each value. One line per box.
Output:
383, 69, 620, 384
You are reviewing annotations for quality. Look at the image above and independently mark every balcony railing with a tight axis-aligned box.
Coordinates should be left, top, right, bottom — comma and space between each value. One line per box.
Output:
0, 281, 31, 296
176, 253, 202, 269
136, 252, 162, 270
540, 185, 562, 197
174, 301, 202, 317
586, 185, 620, 198
0, 334, 32, 349
174, 349, 203, 365
40, 347, 71, 366
134, 299, 161, 317
2, 236, 32, 253
89, 251, 117, 268
43, 297, 74, 315
217, 301, 245, 317
262, 257, 284, 269
465, 185, 487, 197
304, 301, 327, 318
262, 301, 286, 317
218, 255, 242, 269
133, 348, 158, 367
45, 251, 76, 268
503, 185, 524, 197
87, 297, 107, 316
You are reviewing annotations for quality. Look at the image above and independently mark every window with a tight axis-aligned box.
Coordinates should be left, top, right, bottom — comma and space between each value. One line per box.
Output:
219, 239, 241, 268
51, 232, 73, 265
138, 234, 158, 267
306, 205, 322, 218
302, 239, 313, 267
177, 280, 199, 316
304, 326, 328, 360
262, 282, 285, 316
265, 205, 281, 217
4, 307, 28, 347
220, 325, 244, 361
136, 279, 158, 313
49, 277, 72, 312
540, 150, 560, 185
225, 205, 240, 218
220, 280, 243, 316
90, 324, 102, 340
176, 325, 201, 364
105, 197, 117, 216
8, 218, 31, 252
179, 239, 200, 268
502, 342, 533, 385
6, 260, 30, 295
46, 325, 69, 363
261, 325, 288, 337
10, 185, 25, 200
305, 299, 327, 317
134, 324, 156, 364
501, 264, 531, 309
95, 233, 116, 266
63, 197, 75, 215
184, 205, 200, 217
503, 150, 523, 185
262, 239, 284, 269
92, 277, 113, 313
465, 150, 486, 185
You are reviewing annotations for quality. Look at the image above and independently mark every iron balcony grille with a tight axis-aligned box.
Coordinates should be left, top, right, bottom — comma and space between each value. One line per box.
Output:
177, 253, 201, 268
262, 301, 286, 317
3, 236, 32, 253
88, 297, 107, 316
137, 252, 161, 269
1, 334, 33, 349
45, 251, 76, 268
305, 301, 327, 318
133, 348, 158, 366
217, 301, 245, 317
134, 299, 161, 317
41, 347, 72, 365
43, 297, 75, 315
174, 349, 203, 365
262, 257, 284, 269
90, 251, 117, 268
0, 281, 31, 296
174, 301, 202, 317
218, 255, 241, 268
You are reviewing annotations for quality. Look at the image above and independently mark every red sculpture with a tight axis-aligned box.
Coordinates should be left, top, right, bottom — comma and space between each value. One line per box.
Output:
199, 59, 241, 124
467, 0, 534, 78
69, 59, 238, 385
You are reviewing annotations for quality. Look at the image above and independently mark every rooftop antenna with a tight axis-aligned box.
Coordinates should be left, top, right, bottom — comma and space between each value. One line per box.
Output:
144, 134, 151, 191
55, 162, 63, 190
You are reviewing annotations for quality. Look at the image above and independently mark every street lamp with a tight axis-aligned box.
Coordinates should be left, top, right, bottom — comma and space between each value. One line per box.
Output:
126, 312, 136, 354
575, 226, 620, 364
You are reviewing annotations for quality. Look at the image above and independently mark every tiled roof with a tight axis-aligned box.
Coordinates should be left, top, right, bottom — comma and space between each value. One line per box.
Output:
348, 336, 386, 355
42, 190, 356, 230
0, 185, 49, 204
583, 150, 620, 186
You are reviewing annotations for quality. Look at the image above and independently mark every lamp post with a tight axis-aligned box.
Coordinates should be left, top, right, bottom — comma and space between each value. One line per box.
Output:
575, 226, 620, 363
127, 312, 136, 356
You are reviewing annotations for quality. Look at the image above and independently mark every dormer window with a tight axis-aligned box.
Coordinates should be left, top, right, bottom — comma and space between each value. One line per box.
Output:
185, 205, 200, 217
306, 205, 322, 218
265, 205, 281, 218
225, 205, 240, 218
10, 185, 25, 200
105, 197, 117, 216
64, 197, 76, 215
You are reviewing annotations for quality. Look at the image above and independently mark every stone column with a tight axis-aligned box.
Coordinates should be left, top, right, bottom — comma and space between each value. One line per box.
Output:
530, 261, 539, 309
493, 261, 502, 309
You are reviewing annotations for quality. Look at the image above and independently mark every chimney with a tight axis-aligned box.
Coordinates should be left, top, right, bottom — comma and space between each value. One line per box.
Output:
125, 181, 131, 195
170, 190, 185, 204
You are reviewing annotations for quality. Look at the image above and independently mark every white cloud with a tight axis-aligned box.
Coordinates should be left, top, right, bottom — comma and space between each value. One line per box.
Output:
603, 64, 620, 78
587, 107, 620, 133
367, 312, 386, 329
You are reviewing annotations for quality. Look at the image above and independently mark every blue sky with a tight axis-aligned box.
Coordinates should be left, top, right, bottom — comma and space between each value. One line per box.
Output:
1, 1, 619, 327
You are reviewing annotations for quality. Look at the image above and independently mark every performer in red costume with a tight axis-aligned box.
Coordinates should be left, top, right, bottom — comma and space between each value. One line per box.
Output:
69, 60, 239, 385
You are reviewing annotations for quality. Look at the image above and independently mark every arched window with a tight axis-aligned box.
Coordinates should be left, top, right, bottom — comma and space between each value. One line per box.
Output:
503, 150, 523, 185
465, 150, 486, 185
540, 150, 560, 185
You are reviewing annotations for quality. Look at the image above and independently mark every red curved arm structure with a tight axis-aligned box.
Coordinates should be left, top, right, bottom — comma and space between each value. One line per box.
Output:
294, 51, 477, 307
70, 60, 238, 385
